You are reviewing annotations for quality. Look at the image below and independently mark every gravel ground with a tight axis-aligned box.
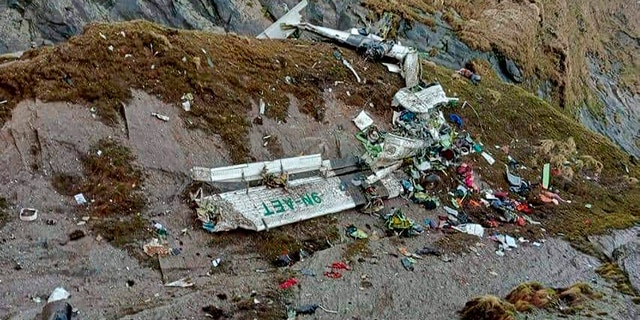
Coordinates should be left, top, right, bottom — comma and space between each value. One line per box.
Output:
0, 91, 637, 319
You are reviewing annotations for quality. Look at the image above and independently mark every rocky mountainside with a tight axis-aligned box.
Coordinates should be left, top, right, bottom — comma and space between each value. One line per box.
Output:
0, 13, 639, 320
1, 0, 638, 158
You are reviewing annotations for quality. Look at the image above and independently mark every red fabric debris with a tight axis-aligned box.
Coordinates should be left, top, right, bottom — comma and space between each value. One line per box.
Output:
516, 216, 526, 226
516, 203, 532, 214
323, 271, 342, 279
279, 278, 298, 289
330, 262, 351, 270
494, 191, 509, 200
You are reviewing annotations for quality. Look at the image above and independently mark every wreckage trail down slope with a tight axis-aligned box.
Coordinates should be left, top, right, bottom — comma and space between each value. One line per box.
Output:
0, 18, 639, 320
0, 20, 403, 163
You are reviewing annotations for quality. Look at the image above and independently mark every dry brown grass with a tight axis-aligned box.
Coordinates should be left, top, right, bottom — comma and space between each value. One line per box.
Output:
460, 295, 516, 320
505, 282, 557, 312
596, 263, 637, 296
50, 138, 145, 217
535, 137, 603, 180
464, 282, 601, 318
505, 282, 601, 313
0, 20, 403, 163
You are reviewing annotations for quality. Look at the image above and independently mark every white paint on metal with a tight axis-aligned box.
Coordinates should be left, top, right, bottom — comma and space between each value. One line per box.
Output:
197, 175, 401, 232
353, 110, 374, 131
372, 134, 427, 168
191, 154, 324, 183
257, 0, 308, 39
392, 84, 458, 114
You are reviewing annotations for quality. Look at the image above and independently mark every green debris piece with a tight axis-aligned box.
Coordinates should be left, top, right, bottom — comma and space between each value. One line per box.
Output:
401, 257, 415, 271
355, 131, 383, 157
385, 209, 414, 231
346, 225, 369, 239
542, 163, 551, 189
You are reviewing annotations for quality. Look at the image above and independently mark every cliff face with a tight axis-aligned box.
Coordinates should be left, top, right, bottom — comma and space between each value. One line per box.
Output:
0, 0, 638, 157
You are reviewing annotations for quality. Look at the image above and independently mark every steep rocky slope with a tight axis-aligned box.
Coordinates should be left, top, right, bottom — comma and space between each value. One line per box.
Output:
1, 0, 638, 157
0, 20, 638, 319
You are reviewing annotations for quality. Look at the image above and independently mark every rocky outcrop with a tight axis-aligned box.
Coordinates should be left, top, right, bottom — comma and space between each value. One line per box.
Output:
590, 227, 640, 292
0, 0, 276, 52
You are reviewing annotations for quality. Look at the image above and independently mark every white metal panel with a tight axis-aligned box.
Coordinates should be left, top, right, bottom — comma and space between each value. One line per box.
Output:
214, 176, 357, 231
191, 154, 323, 182
198, 175, 402, 232
392, 84, 456, 113
257, 0, 308, 39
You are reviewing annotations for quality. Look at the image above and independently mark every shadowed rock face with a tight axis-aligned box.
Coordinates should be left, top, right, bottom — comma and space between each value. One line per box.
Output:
0, 0, 278, 52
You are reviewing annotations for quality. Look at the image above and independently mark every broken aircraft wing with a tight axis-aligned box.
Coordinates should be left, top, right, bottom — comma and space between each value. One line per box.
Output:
195, 174, 402, 232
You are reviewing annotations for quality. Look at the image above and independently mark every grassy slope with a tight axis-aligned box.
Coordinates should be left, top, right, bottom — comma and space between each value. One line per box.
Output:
0, 20, 402, 163
423, 59, 639, 245
364, 0, 640, 117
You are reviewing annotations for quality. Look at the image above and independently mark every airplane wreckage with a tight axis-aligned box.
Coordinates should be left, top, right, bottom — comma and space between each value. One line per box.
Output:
191, 0, 461, 233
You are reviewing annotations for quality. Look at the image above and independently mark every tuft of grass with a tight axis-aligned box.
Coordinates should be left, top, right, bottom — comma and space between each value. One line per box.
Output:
505, 282, 556, 312
596, 263, 637, 296
0, 197, 9, 229
434, 232, 479, 254
343, 238, 372, 261
234, 289, 288, 320
256, 216, 340, 262
460, 295, 516, 320
51, 173, 84, 196
467, 282, 601, 319
49, 139, 150, 263
208, 216, 340, 263
79, 139, 145, 217
92, 214, 156, 268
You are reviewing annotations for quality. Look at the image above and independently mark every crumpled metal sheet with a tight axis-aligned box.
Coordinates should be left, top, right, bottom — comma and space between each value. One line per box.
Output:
371, 134, 428, 168
392, 83, 458, 114
402, 50, 421, 88
194, 175, 401, 232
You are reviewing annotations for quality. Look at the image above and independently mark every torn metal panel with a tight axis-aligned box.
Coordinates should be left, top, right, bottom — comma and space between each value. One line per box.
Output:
402, 51, 421, 88
196, 174, 401, 232
191, 154, 325, 183
293, 23, 413, 61
392, 83, 458, 114
256, 0, 308, 39
372, 134, 428, 168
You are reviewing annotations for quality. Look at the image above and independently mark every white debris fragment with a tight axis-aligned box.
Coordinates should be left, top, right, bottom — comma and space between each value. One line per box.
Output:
165, 278, 194, 288
352, 110, 374, 131
19, 208, 38, 222
452, 223, 485, 237
481, 151, 496, 165
382, 63, 402, 73
181, 100, 191, 111
48, 287, 70, 303
74, 193, 87, 205
259, 98, 266, 115
342, 59, 362, 83
151, 112, 170, 122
